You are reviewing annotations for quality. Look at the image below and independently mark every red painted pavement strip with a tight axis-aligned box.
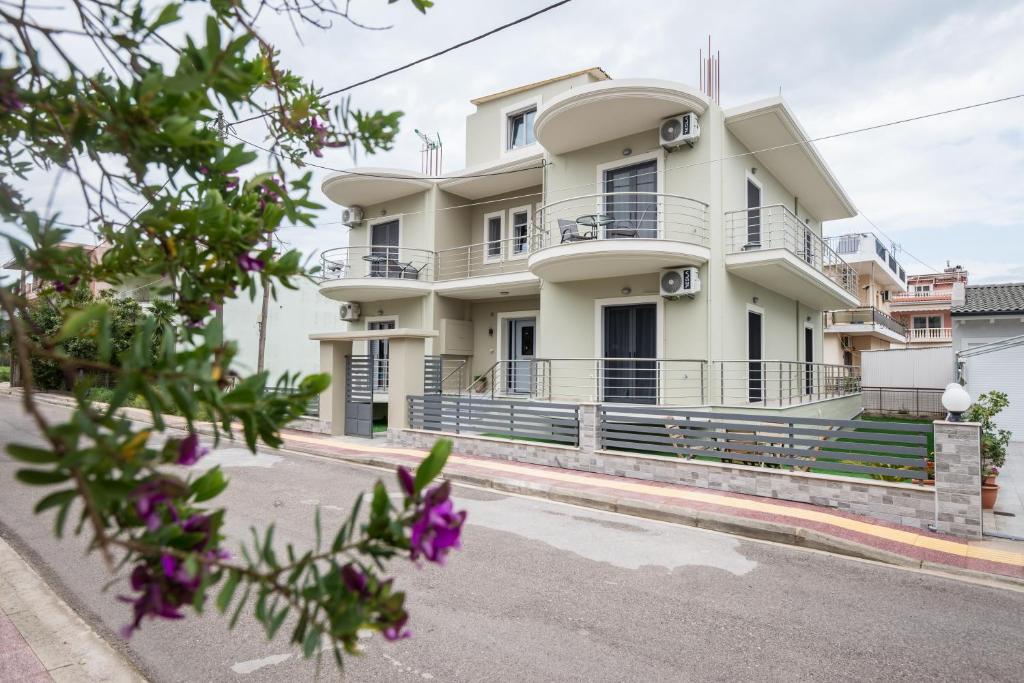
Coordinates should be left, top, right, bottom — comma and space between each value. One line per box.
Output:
279, 432, 1024, 579
0, 612, 48, 681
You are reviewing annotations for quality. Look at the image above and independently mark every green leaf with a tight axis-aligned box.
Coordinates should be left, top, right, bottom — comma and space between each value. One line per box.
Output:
15, 469, 70, 485
216, 570, 241, 613
228, 585, 251, 629
302, 627, 320, 659
314, 506, 322, 552
54, 500, 72, 538
7, 444, 59, 464
33, 489, 76, 513
267, 605, 289, 640
414, 439, 451, 493
191, 467, 228, 502
55, 303, 107, 343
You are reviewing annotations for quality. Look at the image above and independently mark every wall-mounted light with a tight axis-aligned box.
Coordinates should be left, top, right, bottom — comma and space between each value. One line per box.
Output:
752, 296, 759, 305
621, 286, 632, 295
488, 328, 494, 337
622, 148, 633, 157
376, 309, 383, 316
806, 315, 812, 322
499, 291, 510, 296
942, 383, 971, 421
750, 167, 757, 175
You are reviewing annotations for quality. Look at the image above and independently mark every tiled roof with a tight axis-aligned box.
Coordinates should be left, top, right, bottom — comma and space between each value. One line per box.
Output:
952, 282, 1024, 315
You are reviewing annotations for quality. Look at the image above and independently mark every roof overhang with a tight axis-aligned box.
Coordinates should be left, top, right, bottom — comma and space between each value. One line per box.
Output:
535, 79, 709, 155
471, 67, 611, 105
321, 168, 433, 207
309, 328, 438, 342
724, 98, 856, 221
438, 152, 544, 200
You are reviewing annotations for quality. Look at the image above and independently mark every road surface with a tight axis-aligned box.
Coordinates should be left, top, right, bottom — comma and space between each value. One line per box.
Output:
1, 395, 1022, 681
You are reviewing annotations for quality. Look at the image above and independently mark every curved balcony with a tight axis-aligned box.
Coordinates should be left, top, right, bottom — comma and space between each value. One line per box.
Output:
724, 205, 859, 310
528, 192, 710, 283
318, 246, 433, 302
534, 79, 709, 155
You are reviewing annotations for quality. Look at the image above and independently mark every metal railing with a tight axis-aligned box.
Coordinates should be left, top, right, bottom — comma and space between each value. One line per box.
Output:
908, 327, 952, 342
827, 307, 907, 337
725, 205, 857, 297
891, 291, 951, 303
434, 234, 532, 281
824, 233, 907, 284
861, 386, 945, 416
532, 192, 709, 250
714, 360, 861, 407
320, 245, 434, 282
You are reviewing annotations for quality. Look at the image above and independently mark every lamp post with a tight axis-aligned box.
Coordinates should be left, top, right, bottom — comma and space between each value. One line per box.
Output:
941, 382, 971, 421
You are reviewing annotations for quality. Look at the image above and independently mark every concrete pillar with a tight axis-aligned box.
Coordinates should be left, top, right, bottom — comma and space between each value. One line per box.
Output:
319, 340, 351, 436
933, 420, 983, 539
578, 403, 598, 454
386, 337, 425, 431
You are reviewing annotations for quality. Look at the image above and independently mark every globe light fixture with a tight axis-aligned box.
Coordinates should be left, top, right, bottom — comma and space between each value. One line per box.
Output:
941, 383, 971, 421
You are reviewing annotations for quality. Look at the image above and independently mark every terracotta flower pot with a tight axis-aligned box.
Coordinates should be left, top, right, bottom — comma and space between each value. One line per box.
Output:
981, 484, 999, 510
984, 475, 997, 487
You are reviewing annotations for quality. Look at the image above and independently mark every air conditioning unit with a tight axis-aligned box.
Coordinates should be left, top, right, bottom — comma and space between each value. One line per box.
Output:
659, 113, 700, 149
660, 267, 701, 299
339, 302, 361, 322
341, 206, 365, 226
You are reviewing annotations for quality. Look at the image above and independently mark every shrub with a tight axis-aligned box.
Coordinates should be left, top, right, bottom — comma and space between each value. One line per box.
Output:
964, 390, 1012, 476
0, 366, 10, 383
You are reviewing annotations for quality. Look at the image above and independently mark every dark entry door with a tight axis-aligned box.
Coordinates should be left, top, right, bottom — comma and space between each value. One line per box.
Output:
603, 160, 657, 238
804, 326, 814, 396
603, 303, 657, 403
746, 179, 762, 247
505, 317, 536, 394
369, 220, 400, 278
748, 310, 763, 402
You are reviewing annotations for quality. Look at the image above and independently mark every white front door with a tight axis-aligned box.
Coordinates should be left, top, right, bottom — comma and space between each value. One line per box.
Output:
505, 317, 536, 394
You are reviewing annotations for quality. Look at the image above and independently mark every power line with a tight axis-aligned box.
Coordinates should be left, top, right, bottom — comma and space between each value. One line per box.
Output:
856, 211, 941, 274
232, 0, 575, 126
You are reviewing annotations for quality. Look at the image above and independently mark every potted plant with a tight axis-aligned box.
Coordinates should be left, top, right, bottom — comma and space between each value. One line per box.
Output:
471, 373, 488, 394
964, 391, 1011, 510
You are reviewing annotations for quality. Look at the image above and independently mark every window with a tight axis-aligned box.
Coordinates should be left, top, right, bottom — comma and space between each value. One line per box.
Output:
510, 209, 530, 256
484, 213, 503, 261
507, 107, 536, 149
913, 315, 943, 329
746, 177, 762, 246
913, 284, 932, 295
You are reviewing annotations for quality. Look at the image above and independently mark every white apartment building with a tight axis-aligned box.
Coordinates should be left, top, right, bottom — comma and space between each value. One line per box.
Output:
315, 68, 864, 428
823, 232, 909, 366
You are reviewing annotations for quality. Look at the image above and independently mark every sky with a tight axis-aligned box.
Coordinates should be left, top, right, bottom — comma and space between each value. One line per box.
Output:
5, 0, 1024, 282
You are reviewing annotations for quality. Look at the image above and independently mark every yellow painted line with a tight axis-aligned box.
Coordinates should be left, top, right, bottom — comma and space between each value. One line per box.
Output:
283, 434, 1024, 568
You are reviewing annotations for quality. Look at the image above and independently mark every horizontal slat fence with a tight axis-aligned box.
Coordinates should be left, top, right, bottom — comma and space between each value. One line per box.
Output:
408, 395, 580, 446
598, 406, 931, 480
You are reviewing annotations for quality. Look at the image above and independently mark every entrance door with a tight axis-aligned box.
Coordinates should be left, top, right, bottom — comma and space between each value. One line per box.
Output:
746, 179, 762, 247
367, 319, 395, 391
505, 317, 536, 394
804, 326, 814, 396
748, 310, 763, 402
603, 160, 657, 238
369, 220, 400, 278
603, 304, 657, 403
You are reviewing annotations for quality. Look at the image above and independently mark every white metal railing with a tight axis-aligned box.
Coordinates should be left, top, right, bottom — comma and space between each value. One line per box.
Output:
321, 246, 434, 282
909, 327, 952, 341
824, 233, 907, 285
724, 205, 858, 298
434, 234, 532, 281
714, 360, 860, 407
532, 192, 709, 250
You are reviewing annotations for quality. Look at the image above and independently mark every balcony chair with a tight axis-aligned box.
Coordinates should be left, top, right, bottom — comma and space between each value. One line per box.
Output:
397, 261, 426, 280
605, 209, 648, 239
559, 219, 595, 243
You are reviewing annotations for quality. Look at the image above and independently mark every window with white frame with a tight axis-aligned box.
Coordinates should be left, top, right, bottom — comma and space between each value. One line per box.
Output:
912, 315, 943, 329
510, 208, 530, 256
913, 284, 932, 295
484, 213, 503, 261
506, 107, 536, 150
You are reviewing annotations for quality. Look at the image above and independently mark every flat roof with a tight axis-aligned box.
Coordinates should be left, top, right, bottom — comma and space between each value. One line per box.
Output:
309, 328, 439, 341
470, 67, 610, 105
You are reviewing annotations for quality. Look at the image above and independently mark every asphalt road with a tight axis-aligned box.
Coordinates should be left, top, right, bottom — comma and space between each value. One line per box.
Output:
1, 395, 1023, 682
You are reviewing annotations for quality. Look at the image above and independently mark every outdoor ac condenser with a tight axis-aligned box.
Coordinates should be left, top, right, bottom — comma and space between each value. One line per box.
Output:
660, 267, 701, 299
339, 302, 361, 322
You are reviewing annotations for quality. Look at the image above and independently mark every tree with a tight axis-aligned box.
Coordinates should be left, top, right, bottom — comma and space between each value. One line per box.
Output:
0, 0, 463, 666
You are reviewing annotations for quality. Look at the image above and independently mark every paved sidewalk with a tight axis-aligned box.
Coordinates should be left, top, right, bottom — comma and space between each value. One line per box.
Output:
0, 536, 144, 682
276, 429, 1024, 586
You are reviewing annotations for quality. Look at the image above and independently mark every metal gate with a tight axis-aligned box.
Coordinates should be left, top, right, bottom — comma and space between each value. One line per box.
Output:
345, 353, 374, 437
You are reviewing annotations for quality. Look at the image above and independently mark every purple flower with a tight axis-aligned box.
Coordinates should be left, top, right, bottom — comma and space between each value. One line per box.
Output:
409, 481, 466, 566
340, 563, 368, 596
132, 480, 177, 532
0, 88, 22, 111
382, 613, 411, 641
176, 432, 209, 466
397, 466, 415, 499
237, 253, 264, 272
119, 554, 204, 637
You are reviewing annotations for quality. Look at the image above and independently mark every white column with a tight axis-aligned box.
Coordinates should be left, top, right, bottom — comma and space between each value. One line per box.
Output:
319, 340, 351, 436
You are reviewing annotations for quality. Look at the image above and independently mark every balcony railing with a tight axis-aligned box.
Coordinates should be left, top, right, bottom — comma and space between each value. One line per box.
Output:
827, 307, 907, 337
822, 233, 907, 284
320, 245, 434, 282
891, 291, 951, 304
532, 192, 709, 250
435, 234, 531, 281
908, 327, 952, 342
462, 358, 858, 408
725, 205, 858, 298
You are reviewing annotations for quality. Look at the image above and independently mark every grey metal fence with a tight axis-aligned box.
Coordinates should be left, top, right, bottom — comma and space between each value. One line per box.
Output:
408, 394, 580, 446
861, 387, 945, 416
266, 388, 320, 418
598, 406, 931, 480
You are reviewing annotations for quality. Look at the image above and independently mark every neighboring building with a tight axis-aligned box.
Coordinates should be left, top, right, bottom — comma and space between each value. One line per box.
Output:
822, 232, 908, 366
315, 68, 865, 423
953, 282, 1024, 436
888, 264, 968, 346
2, 241, 111, 299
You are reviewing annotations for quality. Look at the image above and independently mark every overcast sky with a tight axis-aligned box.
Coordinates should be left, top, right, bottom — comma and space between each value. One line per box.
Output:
6, 0, 1024, 282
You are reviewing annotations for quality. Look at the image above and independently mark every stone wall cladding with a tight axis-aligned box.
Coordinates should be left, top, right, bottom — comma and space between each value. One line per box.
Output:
394, 428, 937, 530
933, 421, 983, 539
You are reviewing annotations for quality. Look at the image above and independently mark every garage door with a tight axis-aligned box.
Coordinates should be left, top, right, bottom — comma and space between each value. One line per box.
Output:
966, 346, 1024, 438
